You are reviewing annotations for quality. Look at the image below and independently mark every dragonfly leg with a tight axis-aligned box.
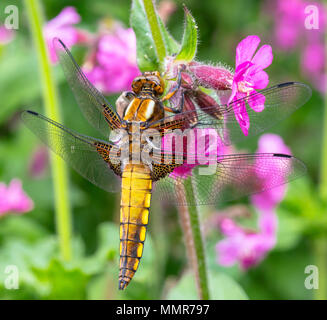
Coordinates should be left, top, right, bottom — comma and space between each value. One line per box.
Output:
162, 65, 185, 114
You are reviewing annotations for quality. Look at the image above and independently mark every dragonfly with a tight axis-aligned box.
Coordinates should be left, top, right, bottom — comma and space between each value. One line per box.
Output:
22, 38, 311, 290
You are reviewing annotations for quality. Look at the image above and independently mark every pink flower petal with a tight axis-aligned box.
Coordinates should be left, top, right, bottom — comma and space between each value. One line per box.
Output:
258, 208, 278, 237
216, 238, 241, 266
249, 69, 269, 90
251, 44, 273, 69
232, 96, 250, 136
215, 135, 288, 271
247, 91, 265, 112
0, 26, 15, 45
0, 179, 34, 215
46, 7, 80, 29
84, 28, 140, 94
44, 7, 81, 64
236, 35, 260, 66
251, 134, 291, 210
256, 133, 291, 154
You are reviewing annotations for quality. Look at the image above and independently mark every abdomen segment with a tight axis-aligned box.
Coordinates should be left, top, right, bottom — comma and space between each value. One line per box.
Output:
119, 163, 152, 290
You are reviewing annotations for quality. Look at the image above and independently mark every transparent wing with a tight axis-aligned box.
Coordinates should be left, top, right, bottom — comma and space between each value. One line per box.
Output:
21, 110, 120, 192
153, 153, 306, 206
150, 82, 312, 145
54, 38, 121, 138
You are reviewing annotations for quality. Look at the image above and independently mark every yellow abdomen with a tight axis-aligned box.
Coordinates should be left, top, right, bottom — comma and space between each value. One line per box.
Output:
119, 163, 152, 290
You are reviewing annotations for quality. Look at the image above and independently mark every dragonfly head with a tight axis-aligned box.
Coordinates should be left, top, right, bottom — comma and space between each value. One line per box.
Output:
131, 71, 165, 96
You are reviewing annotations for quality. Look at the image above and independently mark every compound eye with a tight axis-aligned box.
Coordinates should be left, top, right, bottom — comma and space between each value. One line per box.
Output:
155, 85, 164, 95
132, 81, 141, 94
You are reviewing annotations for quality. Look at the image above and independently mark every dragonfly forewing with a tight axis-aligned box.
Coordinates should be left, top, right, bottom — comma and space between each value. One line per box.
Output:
149, 82, 312, 146
21, 110, 120, 192
54, 38, 122, 138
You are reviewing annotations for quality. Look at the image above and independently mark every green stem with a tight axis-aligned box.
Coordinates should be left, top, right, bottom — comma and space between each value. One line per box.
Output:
177, 179, 210, 300
24, 0, 72, 261
143, 0, 166, 67
314, 238, 327, 300
314, 5, 327, 300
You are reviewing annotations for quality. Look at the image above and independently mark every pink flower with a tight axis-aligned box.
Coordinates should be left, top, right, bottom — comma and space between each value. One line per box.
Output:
0, 25, 15, 45
251, 134, 291, 211
216, 217, 276, 269
228, 35, 273, 136
44, 7, 81, 63
301, 41, 325, 74
273, 0, 305, 50
301, 40, 326, 94
83, 27, 141, 94
216, 134, 290, 270
270, 0, 326, 93
28, 146, 49, 179
273, 0, 326, 50
0, 179, 34, 216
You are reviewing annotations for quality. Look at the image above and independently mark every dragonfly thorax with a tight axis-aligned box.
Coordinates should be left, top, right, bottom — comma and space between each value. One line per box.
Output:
122, 97, 165, 126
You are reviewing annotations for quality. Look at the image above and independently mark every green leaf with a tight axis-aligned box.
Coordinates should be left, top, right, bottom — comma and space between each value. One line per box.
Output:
32, 258, 90, 300
130, 0, 159, 72
166, 270, 248, 300
175, 6, 198, 62
0, 237, 58, 299
275, 208, 304, 251
0, 216, 48, 244
158, 17, 180, 56
0, 41, 63, 125
87, 222, 159, 300
72, 222, 119, 276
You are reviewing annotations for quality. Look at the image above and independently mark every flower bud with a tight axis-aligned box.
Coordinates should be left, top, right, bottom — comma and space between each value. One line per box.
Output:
180, 72, 194, 89
193, 90, 223, 120
189, 64, 233, 90
184, 94, 198, 127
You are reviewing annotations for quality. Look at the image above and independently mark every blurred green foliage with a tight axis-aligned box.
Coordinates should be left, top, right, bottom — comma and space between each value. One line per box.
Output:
0, 0, 325, 299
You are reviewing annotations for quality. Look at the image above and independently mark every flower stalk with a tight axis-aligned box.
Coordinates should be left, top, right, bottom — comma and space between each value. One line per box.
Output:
143, 0, 166, 67
315, 17, 327, 300
176, 180, 210, 300
24, 0, 72, 261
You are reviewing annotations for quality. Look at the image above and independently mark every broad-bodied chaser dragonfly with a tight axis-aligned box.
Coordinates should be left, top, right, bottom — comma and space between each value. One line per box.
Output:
22, 39, 311, 290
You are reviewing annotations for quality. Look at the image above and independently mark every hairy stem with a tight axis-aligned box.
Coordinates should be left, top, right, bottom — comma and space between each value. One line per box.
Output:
24, 0, 72, 261
143, 0, 166, 68
176, 180, 210, 300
